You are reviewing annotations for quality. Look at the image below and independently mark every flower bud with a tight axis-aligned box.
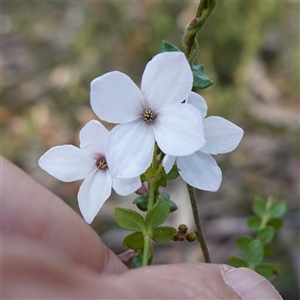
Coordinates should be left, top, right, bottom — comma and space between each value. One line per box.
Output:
185, 232, 197, 243
178, 224, 188, 234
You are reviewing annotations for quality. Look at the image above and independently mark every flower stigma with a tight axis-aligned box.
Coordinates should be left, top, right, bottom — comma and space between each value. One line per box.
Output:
142, 108, 157, 123
96, 156, 108, 170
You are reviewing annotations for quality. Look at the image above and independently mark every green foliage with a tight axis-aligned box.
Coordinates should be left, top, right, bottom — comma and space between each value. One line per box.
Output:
145, 197, 170, 231
164, 164, 180, 180
133, 193, 178, 213
159, 193, 178, 212
152, 226, 176, 244
114, 207, 145, 231
132, 252, 143, 268
228, 197, 286, 281
192, 65, 214, 89
122, 232, 144, 250
133, 195, 148, 212
227, 256, 248, 268
160, 40, 181, 53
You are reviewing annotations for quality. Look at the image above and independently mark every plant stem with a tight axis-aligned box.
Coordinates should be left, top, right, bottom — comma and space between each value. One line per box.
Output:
142, 234, 151, 266
183, 0, 216, 63
187, 184, 211, 263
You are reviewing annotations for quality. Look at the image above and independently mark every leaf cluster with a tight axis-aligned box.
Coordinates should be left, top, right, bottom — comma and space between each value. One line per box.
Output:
228, 197, 286, 281
160, 40, 213, 89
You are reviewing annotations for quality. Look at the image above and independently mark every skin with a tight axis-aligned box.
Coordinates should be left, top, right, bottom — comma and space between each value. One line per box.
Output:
1, 156, 280, 299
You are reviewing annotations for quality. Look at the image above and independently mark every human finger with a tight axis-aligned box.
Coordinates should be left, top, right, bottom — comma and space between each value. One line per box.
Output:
1, 156, 127, 274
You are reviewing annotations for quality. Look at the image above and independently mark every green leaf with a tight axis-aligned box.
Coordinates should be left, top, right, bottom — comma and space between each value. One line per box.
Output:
236, 235, 254, 253
122, 232, 144, 250
255, 263, 278, 281
145, 198, 170, 230
257, 226, 275, 244
159, 193, 178, 212
133, 195, 148, 212
228, 256, 248, 268
132, 252, 143, 268
267, 218, 283, 231
252, 197, 266, 217
244, 239, 264, 267
263, 245, 273, 258
164, 164, 179, 180
160, 40, 181, 53
247, 216, 262, 232
156, 178, 167, 189
192, 65, 213, 89
114, 207, 145, 231
152, 226, 176, 244
267, 200, 286, 218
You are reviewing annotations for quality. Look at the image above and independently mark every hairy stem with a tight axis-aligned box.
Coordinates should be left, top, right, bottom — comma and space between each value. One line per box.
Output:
187, 184, 211, 263
142, 234, 151, 266
183, 0, 216, 63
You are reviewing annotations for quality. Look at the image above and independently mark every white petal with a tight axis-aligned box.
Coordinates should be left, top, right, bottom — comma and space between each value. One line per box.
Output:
162, 155, 176, 174
90, 71, 145, 123
112, 176, 142, 196
79, 120, 108, 157
177, 152, 222, 192
141, 52, 193, 111
152, 103, 205, 156
200, 116, 244, 155
187, 91, 207, 119
78, 169, 112, 224
106, 120, 154, 178
38, 145, 95, 182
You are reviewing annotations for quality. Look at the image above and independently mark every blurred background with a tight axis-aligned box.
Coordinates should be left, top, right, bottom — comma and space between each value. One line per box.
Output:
2, 1, 299, 298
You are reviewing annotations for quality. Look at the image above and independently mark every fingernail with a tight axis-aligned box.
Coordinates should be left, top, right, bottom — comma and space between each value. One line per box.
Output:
222, 266, 282, 299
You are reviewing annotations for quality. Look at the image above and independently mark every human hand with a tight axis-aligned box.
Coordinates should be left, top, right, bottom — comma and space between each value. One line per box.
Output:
1, 156, 282, 299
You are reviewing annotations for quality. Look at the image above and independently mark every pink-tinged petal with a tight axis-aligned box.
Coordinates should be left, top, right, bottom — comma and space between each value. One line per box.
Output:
177, 152, 222, 192
77, 169, 112, 224
91, 71, 144, 123
112, 176, 142, 196
106, 120, 154, 178
152, 103, 205, 156
141, 52, 193, 111
187, 91, 207, 119
79, 120, 108, 157
162, 155, 176, 174
38, 145, 95, 182
200, 116, 244, 155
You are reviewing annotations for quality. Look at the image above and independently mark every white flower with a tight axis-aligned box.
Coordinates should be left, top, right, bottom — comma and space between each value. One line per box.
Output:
163, 92, 244, 192
90, 52, 205, 179
38, 120, 141, 224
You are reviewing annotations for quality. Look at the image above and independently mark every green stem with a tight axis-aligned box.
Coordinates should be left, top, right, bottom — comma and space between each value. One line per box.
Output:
147, 178, 156, 211
142, 234, 151, 266
187, 184, 211, 263
182, 0, 216, 63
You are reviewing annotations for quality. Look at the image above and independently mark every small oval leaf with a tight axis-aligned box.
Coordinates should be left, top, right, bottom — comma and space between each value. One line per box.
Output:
133, 195, 148, 212
267, 218, 283, 231
160, 40, 181, 53
257, 226, 275, 244
114, 207, 145, 231
252, 197, 266, 217
152, 226, 176, 244
247, 216, 262, 232
267, 200, 286, 218
228, 256, 248, 268
159, 193, 178, 212
255, 263, 278, 281
145, 198, 170, 230
192, 65, 213, 89
236, 235, 254, 253
122, 232, 144, 250
244, 239, 264, 267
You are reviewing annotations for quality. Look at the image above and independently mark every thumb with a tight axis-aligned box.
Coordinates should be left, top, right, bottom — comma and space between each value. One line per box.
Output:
223, 266, 283, 299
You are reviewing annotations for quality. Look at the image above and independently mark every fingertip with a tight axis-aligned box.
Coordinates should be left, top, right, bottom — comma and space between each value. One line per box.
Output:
222, 266, 282, 300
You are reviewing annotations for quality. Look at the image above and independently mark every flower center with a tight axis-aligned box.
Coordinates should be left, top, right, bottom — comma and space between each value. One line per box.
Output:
142, 108, 157, 123
95, 157, 108, 170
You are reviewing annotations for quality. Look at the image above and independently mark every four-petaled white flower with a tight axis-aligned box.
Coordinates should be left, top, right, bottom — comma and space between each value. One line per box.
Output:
163, 92, 244, 192
90, 52, 205, 179
38, 120, 141, 224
